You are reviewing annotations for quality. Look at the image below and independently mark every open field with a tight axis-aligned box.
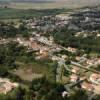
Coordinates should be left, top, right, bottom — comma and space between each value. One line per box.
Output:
10, 61, 55, 82
0, 19, 19, 23
0, 8, 66, 19
9, 2, 81, 9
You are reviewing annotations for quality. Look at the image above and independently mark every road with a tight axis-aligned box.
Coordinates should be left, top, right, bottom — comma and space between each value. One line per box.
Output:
71, 61, 100, 74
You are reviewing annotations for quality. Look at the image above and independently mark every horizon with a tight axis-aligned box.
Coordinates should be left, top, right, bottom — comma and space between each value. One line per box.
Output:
0, 0, 100, 10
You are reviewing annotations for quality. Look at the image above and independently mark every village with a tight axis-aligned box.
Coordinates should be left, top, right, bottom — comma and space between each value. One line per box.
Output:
0, 28, 100, 96
0, 8, 100, 99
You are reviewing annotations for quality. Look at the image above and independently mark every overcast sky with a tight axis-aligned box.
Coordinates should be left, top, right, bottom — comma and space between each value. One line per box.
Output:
0, 0, 100, 4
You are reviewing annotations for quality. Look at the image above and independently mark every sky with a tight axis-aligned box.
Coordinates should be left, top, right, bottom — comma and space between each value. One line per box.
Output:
0, 0, 63, 1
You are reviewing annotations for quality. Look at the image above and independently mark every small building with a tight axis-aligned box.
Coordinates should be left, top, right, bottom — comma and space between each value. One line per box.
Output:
0, 78, 19, 94
81, 82, 94, 92
67, 47, 77, 53
62, 91, 68, 98
71, 66, 80, 74
51, 56, 60, 61
90, 74, 100, 85
70, 74, 78, 82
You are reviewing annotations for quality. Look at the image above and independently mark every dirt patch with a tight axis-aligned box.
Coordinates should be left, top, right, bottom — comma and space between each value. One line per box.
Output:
12, 68, 43, 81
94, 85, 100, 95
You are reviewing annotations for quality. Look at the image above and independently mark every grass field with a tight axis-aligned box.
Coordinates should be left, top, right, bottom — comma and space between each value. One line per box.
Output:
0, 19, 19, 23
9, 2, 76, 9
0, 8, 66, 19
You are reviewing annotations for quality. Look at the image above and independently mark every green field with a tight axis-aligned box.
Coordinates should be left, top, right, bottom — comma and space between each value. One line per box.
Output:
9, 2, 69, 9
0, 8, 66, 19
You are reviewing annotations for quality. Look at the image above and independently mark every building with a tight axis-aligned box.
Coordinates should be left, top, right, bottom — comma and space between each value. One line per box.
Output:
0, 78, 19, 94
51, 56, 60, 61
56, 14, 72, 21
70, 74, 78, 82
90, 74, 100, 85
81, 82, 94, 92
71, 66, 80, 74
62, 91, 68, 98
67, 47, 77, 53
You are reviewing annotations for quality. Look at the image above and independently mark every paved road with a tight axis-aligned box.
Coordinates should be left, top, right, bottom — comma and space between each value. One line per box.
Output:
71, 61, 100, 74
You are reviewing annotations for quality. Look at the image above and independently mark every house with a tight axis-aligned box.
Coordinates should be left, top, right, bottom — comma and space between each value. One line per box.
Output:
51, 56, 60, 61
75, 56, 81, 61
0, 78, 19, 94
71, 66, 80, 74
37, 36, 54, 46
30, 42, 40, 51
62, 55, 68, 59
70, 74, 78, 82
86, 58, 100, 65
90, 74, 100, 85
81, 82, 94, 92
62, 91, 68, 98
75, 32, 82, 37
86, 60, 94, 65
67, 47, 77, 53
56, 14, 72, 21
97, 34, 100, 37
29, 37, 35, 42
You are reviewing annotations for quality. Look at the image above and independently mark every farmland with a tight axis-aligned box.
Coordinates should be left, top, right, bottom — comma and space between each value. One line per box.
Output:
0, 8, 66, 19
1, 0, 100, 9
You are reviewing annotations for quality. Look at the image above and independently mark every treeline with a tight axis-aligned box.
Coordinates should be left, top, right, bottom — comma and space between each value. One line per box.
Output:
0, 22, 30, 38
52, 28, 100, 53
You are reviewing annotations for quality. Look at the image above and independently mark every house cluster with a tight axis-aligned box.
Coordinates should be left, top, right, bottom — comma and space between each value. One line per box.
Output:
90, 74, 100, 85
86, 58, 100, 66
70, 8, 100, 31
52, 55, 67, 62
36, 36, 54, 46
69, 64, 100, 92
0, 78, 19, 94
75, 55, 100, 67
68, 54, 100, 93
25, 16, 55, 32
25, 14, 72, 34
66, 47, 77, 53
16, 38, 30, 47
23, 8, 100, 38
75, 31, 100, 38
55, 14, 72, 26
15, 32, 100, 94
16, 33, 63, 60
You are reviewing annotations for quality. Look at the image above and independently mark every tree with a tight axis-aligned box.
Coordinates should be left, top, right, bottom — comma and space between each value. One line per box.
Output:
14, 87, 25, 100
0, 67, 8, 77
